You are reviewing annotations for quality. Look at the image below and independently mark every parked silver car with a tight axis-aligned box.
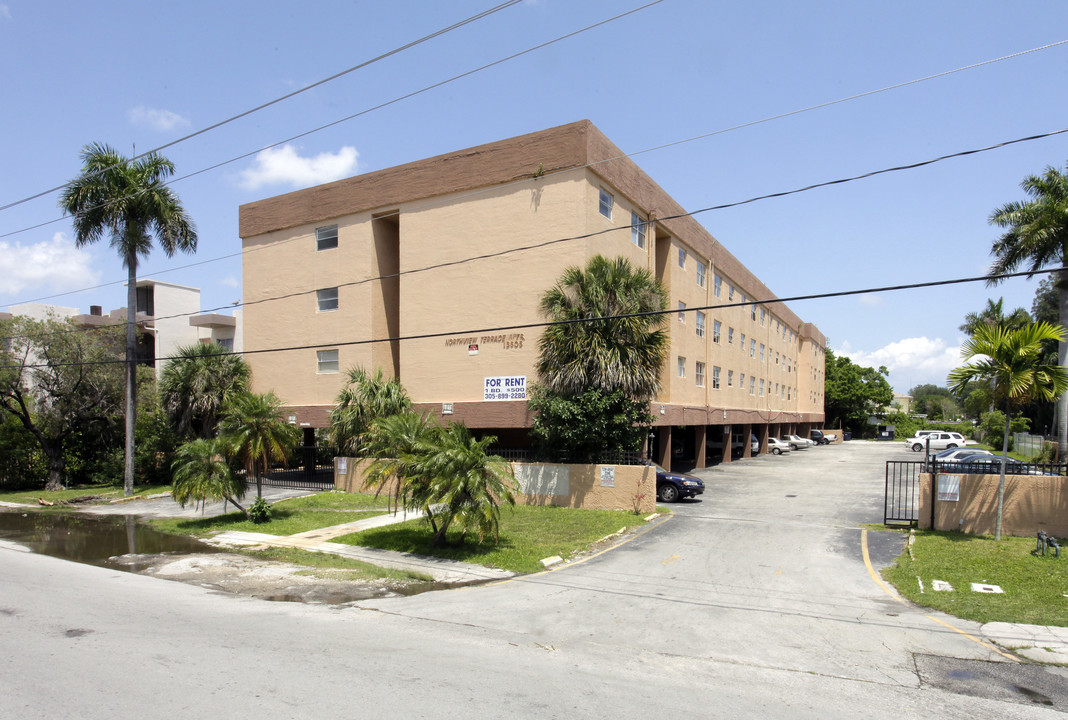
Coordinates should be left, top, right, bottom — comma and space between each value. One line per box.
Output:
766, 437, 792, 455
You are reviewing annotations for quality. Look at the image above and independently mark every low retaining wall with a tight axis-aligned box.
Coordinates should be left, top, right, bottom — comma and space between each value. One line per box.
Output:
334, 458, 656, 515
918, 471, 1068, 537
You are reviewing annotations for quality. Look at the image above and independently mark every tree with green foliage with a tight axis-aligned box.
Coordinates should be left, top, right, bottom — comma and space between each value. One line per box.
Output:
986, 162, 1068, 456
977, 410, 1030, 452
537, 255, 668, 400
532, 255, 667, 459
959, 297, 1031, 336
171, 437, 248, 516
363, 413, 515, 547
0, 316, 124, 490
330, 365, 412, 457
948, 322, 1068, 539
60, 143, 198, 496
219, 391, 300, 498
824, 349, 894, 436
528, 386, 652, 462
159, 342, 250, 440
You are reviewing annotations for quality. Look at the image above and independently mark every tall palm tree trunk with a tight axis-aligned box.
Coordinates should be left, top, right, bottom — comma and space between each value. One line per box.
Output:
996, 410, 1011, 541
124, 257, 137, 497
1058, 271, 1068, 461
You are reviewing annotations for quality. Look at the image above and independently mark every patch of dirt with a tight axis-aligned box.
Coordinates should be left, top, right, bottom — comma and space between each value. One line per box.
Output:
110, 553, 433, 604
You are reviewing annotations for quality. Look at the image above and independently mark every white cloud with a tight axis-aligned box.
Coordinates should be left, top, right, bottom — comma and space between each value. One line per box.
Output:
128, 105, 190, 132
0, 5, 11, 20
238, 144, 358, 190
0, 233, 100, 295
837, 336, 963, 392
220, 274, 240, 288
858, 294, 885, 308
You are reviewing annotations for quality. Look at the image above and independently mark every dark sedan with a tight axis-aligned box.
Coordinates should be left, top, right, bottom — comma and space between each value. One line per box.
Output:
649, 463, 705, 502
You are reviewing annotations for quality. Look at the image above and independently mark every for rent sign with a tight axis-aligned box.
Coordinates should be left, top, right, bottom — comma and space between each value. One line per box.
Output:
484, 376, 526, 401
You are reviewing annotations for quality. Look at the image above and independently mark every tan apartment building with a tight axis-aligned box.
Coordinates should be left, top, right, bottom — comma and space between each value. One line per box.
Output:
238, 120, 825, 469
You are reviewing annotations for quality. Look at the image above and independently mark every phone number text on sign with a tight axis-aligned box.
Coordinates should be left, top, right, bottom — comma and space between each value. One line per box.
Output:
484, 376, 526, 401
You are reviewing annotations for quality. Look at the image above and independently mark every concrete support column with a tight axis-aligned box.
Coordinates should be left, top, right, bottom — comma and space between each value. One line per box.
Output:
695, 425, 708, 469
657, 426, 672, 470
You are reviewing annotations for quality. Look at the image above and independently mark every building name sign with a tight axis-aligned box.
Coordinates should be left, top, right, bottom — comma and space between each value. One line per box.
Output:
485, 376, 527, 401
445, 333, 524, 350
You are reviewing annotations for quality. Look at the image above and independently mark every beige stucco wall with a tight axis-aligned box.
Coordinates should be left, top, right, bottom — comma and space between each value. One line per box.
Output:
918, 472, 1068, 537
240, 120, 826, 430
334, 458, 656, 515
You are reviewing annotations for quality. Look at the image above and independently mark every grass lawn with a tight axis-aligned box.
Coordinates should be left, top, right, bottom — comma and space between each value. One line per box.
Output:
150, 491, 392, 537
335, 504, 653, 574
0, 483, 172, 505
882, 529, 1068, 627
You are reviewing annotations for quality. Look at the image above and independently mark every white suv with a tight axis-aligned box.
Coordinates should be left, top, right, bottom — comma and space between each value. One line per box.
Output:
905, 431, 968, 452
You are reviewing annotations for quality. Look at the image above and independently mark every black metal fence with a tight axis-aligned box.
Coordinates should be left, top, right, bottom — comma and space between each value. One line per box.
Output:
260, 445, 336, 490
884, 460, 923, 526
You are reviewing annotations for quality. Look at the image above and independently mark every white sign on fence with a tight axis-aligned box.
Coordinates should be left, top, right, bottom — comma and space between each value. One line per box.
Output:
936, 474, 960, 502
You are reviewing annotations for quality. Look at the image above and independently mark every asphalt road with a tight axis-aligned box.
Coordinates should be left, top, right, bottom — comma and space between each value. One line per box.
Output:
2, 441, 1066, 718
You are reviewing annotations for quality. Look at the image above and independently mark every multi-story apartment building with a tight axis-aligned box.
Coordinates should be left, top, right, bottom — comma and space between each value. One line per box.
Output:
238, 120, 825, 469
2, 280, 241, 376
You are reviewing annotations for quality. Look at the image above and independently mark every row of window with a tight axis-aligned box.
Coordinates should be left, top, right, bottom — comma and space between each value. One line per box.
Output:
678, 307, 795, 371
676, 357, 796, 399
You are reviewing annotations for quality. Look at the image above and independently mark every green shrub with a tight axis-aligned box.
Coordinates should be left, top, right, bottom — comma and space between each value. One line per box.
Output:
248, 497, 272, 524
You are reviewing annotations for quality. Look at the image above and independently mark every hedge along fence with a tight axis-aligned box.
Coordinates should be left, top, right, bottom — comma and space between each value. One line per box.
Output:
918, 471, 1068, 537
334, 458, 656, 515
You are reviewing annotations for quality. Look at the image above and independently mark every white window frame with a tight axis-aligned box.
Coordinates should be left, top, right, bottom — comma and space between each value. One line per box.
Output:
678, 247, 686, 269
678, 301, 686, 323
316, 225, 338, 251
713, 320, 721, 343
317, 287, 339, 312
728, 327, 734, 344
317, 349, 339, 374
727, 369, 734, 387
712, 365, 720, 390
677, 356, 686, 378
713, 274, 722, 298
695, 311, 705, 337
695, 361, 705, 387
630, 212, 646, 248
599, 188, 613, 219
696, 262, 706, 288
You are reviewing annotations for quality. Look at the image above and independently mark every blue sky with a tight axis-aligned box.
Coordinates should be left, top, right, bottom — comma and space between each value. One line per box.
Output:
2, 0, 1067, 394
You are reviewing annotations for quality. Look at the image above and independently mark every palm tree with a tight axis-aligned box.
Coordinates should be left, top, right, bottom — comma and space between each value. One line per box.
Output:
159, 342, 251, 440
987, 162, 1068, 455
537, 255, 668, 400
220, 391, 300, 498
959, 297, 1031, 335
59, 143, 198, 496
362, 411, 439, 516
948, 322, 1068, 539
421, 423, 515, 546
330, 366, 412, 457
171, 438, 249, 516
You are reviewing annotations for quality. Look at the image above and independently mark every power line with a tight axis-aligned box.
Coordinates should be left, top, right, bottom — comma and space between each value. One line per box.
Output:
0, 0, 667, 244
0, 0, 525, 214
5, 125, 1066, 342
4, 267, 1060, 371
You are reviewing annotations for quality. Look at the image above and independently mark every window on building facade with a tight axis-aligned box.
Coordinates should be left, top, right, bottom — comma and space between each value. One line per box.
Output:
678, 301, 686, 323
740, 372, 746, 389
740, 332, 746, 350
749, 377, 755, 395
713, 274, 722, 297
760, 379, 765, 397
695, 361, 705, 387
677, 356, 686, 378
695, 311, 705, 337
317, 349, 339, 374
316, 225, 338, 251
678, 247, 686, 269
317, 287, 339, 312
599, 188, 613, 218
630, 212, 646, 248
751, 304, 756, 321
712, 365, 720, 389
760, 344, 765, 362
696, 262, 706, 287
728, 327, 734, 344
728, 285, 734, 301
216, 337, 234, 351
760, 308, 766, 326
727, 369, 734, 387
713, 320, 721, 343
750, 339, 755, 357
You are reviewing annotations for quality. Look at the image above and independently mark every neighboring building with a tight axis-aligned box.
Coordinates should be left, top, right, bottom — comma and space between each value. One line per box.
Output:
238, 120, 826, 469
3, 279, 241, 376
892, 394, 913, 414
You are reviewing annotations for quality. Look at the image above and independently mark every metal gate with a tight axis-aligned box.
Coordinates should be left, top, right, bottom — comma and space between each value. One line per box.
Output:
884, 460, 924, 526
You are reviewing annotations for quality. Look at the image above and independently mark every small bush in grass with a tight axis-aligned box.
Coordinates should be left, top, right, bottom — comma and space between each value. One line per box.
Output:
249, 497, 272, 524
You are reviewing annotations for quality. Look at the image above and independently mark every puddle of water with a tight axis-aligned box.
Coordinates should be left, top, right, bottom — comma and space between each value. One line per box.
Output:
0, 509, 218, 569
